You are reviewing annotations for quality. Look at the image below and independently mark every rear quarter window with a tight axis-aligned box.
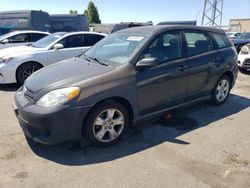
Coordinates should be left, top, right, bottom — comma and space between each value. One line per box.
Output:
212, 33, 232, 49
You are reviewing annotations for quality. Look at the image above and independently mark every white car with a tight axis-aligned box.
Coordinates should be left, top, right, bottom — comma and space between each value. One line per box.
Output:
0, 32, 107, 84
238, 44, 250, 71
0, 30, 49, 50
226, 32, 241, 40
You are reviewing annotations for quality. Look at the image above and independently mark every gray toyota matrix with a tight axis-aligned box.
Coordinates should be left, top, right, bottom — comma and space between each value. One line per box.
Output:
13, 25, 238, 146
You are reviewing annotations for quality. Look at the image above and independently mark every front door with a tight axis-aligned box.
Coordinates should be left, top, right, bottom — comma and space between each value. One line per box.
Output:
47, 34, 90, 66
136, 30, 189, 115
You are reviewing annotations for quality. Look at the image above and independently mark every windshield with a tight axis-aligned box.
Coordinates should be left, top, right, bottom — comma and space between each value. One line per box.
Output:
0, 32, 13, 41
32, 33, 65, 48
84, 33, 149, 66
236, 33, 250, 40
226, 32, 234, 37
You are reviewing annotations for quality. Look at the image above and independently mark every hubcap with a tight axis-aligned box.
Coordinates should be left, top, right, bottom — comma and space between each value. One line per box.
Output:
23, 66, 40, 80
216, 79, 230, 102
93, 108, 125, 143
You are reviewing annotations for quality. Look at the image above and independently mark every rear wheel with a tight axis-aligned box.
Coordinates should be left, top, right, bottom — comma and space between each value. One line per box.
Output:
16, 63, 43, 85
211, 75, 231, 105
83, 101, 129, 146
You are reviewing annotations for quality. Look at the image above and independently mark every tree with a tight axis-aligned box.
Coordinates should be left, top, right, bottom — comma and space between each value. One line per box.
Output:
69, 10, 78, 14
86, 1, 101, 24
84, 9, 88, 17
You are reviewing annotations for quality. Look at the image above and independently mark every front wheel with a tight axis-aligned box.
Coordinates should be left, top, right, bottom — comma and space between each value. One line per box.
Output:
211, 75, 231, 105
83, 101, 129, 146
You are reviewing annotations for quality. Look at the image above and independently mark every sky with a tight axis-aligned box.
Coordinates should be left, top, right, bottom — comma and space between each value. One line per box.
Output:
0, 0, 249, 25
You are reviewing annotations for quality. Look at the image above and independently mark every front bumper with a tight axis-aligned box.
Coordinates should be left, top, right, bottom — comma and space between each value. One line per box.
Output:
13, 90, 92, 145
238, 54, 250, 70
0, 63, 17, 84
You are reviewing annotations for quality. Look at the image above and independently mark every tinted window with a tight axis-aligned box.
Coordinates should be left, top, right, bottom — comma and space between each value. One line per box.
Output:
59, 34, 84, 48
184, 31, 212, 56
8, 34, 27, 43
142, 31, 182, 63
212, 33, 232, 49
27, 33, 47, 42
84, 34, 104, 46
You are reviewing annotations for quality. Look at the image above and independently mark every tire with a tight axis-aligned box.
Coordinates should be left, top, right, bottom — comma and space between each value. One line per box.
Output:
211, 75, 231, 105
83, 101, 129, 147
16, 63, 43, 85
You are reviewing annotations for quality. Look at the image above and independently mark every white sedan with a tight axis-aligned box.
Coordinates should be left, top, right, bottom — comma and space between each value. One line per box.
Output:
0, 32, 107, 84
238, 44, 250, 71
0, 30, 50, 50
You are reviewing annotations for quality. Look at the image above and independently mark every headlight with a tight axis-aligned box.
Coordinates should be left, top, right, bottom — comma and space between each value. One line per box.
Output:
36, 87, 80, 107
241, 45, 250, 54
0, 56, 13, 63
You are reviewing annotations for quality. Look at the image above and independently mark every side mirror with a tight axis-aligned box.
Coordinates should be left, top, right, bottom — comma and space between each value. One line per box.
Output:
1, 39, 9, 44
136, 57, 158, 70
53, 43, 64, 50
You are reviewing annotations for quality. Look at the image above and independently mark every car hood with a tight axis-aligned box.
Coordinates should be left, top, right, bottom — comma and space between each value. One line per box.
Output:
0, 45, 43, 58
25, 57, 115, 95
232, 39, 250, 44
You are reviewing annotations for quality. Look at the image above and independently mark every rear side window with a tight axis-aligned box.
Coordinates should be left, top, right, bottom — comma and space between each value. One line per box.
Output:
27, 33, 48, 42
84, 34, 105, 46
212, 33, 232, 49
184, 31, 212, 56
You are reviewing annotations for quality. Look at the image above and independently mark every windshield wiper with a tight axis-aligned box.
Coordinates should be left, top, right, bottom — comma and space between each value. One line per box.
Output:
92, 57, 110, 67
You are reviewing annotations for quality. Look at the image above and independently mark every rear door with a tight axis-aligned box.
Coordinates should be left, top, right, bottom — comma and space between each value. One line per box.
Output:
136, 30, 189, 115
182, 30, 219, 100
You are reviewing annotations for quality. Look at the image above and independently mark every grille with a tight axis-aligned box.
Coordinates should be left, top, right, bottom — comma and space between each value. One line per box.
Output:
243, 59, 250, 68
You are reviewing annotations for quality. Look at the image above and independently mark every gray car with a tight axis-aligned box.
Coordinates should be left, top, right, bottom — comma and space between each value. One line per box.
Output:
13, 25, 238, 146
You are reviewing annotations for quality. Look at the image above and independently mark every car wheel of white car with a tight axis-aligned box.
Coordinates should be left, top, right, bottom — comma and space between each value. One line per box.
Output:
16, 63, 43, 85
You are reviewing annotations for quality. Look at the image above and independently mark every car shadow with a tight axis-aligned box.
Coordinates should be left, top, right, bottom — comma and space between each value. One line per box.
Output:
27, 94, 250, 166
0, 84, 20, 92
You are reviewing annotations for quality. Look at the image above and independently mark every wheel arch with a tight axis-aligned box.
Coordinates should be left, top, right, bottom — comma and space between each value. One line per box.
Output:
221, 71, 234, 88
15, 61, 44, 82
81, 96, 134, 134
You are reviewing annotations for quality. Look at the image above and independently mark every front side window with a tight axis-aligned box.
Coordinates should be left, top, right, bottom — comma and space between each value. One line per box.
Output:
59, 34, 84, 48
84, 33, 149, 66
212, 33, 232, 49
8, 34, 27, 43
141, 31, 182, 63
184, 31, 212, 56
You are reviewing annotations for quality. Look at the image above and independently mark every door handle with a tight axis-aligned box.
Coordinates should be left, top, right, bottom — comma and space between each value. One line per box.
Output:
178, 65, 188, 71
213, 57, 221, 66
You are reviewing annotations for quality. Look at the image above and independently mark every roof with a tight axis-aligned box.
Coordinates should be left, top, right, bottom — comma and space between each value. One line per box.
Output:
117, 25, 225, 35
10, 30, 50, 34
60, 31, 107, 37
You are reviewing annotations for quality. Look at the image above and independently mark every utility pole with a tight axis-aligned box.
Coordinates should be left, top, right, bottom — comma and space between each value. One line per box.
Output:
202, 0, 224, 28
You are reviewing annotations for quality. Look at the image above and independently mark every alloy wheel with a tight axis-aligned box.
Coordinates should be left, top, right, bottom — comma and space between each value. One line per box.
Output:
93, 108, 125, 143
216, 79, 230, 102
